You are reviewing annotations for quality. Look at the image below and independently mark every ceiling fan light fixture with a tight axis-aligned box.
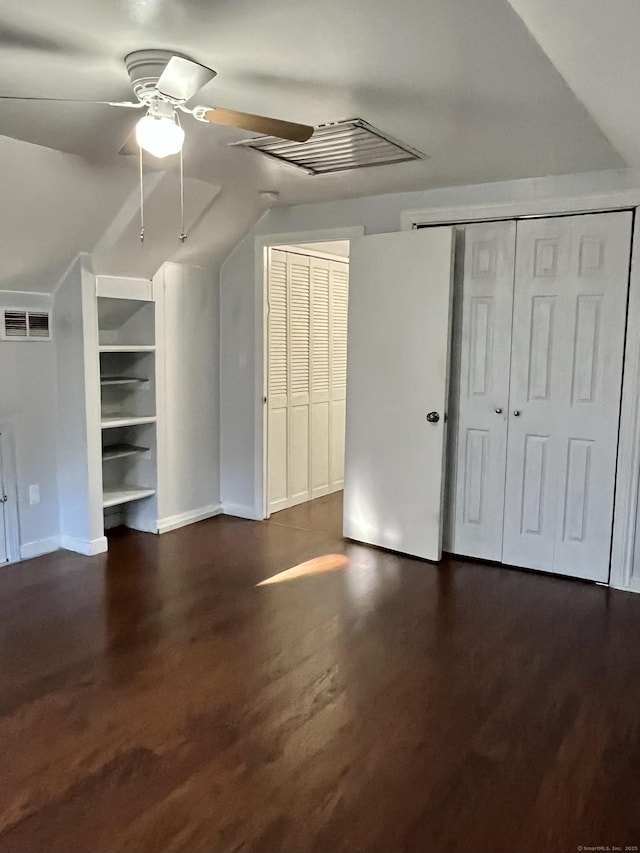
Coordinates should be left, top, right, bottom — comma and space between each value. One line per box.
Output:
135, 113, 185, 158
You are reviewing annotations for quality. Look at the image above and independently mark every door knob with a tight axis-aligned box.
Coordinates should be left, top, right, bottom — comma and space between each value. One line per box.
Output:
513, 410, 521, 417
426, 411, 440, 424
495, 407, 503, 414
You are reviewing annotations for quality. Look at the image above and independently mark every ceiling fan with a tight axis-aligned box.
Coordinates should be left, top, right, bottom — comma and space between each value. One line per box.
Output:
0, 49, 315, 158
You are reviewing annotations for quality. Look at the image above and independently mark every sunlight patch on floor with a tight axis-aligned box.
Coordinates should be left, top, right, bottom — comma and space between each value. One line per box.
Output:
257, 554, 348, 586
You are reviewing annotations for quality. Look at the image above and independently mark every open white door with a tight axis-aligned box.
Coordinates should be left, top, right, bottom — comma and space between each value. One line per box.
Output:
343, 228, 454, 561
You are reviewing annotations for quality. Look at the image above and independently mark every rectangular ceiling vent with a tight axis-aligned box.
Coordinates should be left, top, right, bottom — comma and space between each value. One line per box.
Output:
1, 309, 51, 341
233, 118, 426, 175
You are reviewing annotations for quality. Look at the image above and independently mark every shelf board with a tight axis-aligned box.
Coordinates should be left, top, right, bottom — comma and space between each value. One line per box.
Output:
102, 486, 156, 509
99, 345, 155, 353
101, 415, 157, 429
102, 443, 149, 462
100, 376, 149, 387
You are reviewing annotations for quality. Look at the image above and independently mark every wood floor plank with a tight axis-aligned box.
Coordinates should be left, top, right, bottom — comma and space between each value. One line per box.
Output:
1, 493, 640, 852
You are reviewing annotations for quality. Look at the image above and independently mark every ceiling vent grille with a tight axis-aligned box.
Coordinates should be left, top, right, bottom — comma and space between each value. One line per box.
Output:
233, 118, 426, 175
1, 309, 51, 341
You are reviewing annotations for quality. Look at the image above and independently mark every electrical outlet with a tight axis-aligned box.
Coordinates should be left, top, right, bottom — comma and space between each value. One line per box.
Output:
29, 484, 40, 505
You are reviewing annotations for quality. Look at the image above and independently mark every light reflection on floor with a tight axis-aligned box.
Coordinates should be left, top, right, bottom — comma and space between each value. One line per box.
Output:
256, 554, 349, 586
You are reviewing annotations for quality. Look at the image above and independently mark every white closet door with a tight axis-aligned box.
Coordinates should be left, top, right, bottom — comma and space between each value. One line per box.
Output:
267, 250, 290, 512
344, 228, 454, 561
287, 253, 311, 507
330, 260, 349, 491
451, 221, 516, 561
503, 211, 632, 581
310, 258, 331, 499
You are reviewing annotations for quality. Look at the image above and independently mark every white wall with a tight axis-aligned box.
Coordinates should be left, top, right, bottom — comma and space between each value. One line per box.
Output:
156, 262, 220, 530
0, 290, 60, 557
54, 256, 105, 554
220, 167, 640, 517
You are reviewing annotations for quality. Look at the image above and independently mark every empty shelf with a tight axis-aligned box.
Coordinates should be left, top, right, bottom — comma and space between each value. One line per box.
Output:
99, 345, 156, 353
102, 443, 149, 462
103, 487, 156, 508
100, 376, 149, 386
101, 415, 157, 429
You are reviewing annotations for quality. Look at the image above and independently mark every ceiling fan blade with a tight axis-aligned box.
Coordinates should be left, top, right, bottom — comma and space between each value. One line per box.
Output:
0, 96, 142, 107
156, 56, 216, 102
202, 107, 313, 142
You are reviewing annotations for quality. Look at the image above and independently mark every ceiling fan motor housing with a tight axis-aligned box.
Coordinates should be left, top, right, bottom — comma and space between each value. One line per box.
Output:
125, 49, 188, 104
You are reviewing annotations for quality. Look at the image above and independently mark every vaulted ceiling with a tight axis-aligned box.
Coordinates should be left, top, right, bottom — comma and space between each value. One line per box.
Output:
0, 0, 633, 292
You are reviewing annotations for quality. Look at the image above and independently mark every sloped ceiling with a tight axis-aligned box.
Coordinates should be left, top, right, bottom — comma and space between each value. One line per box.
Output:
0, 0, 629, 292
506, 0, 640, 170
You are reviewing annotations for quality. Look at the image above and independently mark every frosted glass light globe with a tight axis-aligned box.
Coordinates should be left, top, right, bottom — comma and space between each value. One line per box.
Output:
135, 114, 185, 158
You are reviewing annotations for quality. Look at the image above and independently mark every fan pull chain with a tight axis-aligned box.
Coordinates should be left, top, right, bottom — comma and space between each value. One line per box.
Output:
179, 141, 187, 243
139, 145, 145, 244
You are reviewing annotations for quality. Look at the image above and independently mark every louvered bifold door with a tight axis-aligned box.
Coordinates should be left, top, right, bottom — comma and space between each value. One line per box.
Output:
330, 260, 349, 490
310, 258, 332, 499
267, 250, 290, 513
287, 253, 312, 506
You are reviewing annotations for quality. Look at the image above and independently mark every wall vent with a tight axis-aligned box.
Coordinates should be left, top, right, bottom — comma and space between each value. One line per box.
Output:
233, 118, 427, 175
1, 309, 51, 341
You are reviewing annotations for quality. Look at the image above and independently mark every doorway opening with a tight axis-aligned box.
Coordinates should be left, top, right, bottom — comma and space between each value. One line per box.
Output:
264, 239, 350, 518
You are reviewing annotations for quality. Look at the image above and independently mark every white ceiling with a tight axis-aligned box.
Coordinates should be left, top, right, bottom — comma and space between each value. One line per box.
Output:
506, 0, 640, 171
0, 0, 629, 291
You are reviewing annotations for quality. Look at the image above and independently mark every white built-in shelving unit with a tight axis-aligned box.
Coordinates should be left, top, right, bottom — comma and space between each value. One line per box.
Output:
97, 290, 158, 532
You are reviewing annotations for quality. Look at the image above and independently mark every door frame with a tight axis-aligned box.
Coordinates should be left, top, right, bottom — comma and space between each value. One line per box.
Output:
403, 191, 640, 592
0, 423, 20, 564
254, 226, 364, 520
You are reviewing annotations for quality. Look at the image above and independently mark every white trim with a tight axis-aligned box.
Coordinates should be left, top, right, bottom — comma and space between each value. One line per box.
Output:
60, 535, 108, 556
20, 536, 60, 559
157, 503, 223, 534
274, 244, 350, 263
222, 502, 263, 520
401, 189, 640, 231
254, 226, 364, 521
611, 212, 640, 591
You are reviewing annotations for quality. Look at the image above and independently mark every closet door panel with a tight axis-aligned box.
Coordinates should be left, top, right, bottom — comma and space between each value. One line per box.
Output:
552, 212, 631, 579
331, 398, 346, 488
503, 219, 572, 571
451, 221, 516, 561
287, 254, 311, 506
267, 250, 290, 513
268, 408, 288, 508
310, 259, 331, 498
330, 262, 349, 491
503, 212, 631, 580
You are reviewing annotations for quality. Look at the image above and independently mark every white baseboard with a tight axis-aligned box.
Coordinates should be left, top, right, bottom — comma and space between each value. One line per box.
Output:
157, 503, 223, 534
60, 535, 108, 556
20, 536, 60, 560
610, 580, 640, 595
222, 502, 263, 520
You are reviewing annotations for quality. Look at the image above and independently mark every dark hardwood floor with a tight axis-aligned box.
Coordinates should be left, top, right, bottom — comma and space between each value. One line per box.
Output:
1, 491, 640, 853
